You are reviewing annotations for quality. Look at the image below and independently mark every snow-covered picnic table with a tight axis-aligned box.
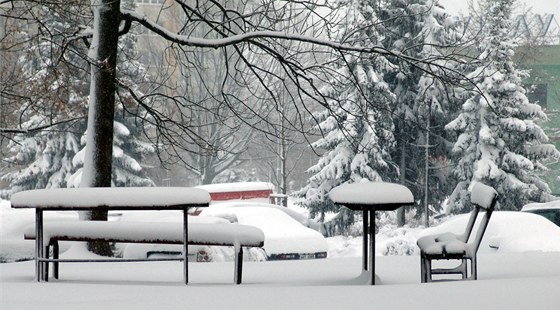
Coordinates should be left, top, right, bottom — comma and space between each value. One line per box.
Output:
10, 187, 211, 284
329, 182, 414, 285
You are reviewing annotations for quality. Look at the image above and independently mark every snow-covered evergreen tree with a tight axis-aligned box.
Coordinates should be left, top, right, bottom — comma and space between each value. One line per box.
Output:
445, 0, 560, 213
297, 0, 396, 235
1, 116, 82, 196
1, 5, 89, 197
2, 1, 155, 195
68, 118, 155, 188
377, 0, 461, 222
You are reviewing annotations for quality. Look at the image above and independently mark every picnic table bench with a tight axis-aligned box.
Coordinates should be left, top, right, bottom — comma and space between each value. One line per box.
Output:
24, 220, 265, 284
11, 187, 264, 285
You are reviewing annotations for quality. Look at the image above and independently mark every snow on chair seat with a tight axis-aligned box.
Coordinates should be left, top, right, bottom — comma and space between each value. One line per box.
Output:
417, 232, 466, 255
24, 221, 265, 284
417, 182, 498, 282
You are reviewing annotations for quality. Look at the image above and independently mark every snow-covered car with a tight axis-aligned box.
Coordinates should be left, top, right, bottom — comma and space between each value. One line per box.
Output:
118, 211, 259, 262
200, 201, 328, 260
521, 201, 560, 227
418, 211, 560, 252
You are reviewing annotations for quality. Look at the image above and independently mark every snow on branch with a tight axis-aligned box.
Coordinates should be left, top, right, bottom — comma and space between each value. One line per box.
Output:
120, 10, 395, 55
119, 9, 470, 90
0, 116, 85, 135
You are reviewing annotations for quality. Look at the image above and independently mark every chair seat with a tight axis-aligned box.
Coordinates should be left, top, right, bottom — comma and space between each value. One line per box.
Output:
417, 232, 464, 255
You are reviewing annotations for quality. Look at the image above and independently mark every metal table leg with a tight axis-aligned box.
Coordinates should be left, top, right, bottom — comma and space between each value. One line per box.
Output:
183, 209, 188, 285
370, 209, 376, 285
362, 208, 368, 271
35, 209, 44, 282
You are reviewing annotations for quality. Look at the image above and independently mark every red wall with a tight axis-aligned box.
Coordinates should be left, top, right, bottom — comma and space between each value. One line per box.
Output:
209, 189, 273, 201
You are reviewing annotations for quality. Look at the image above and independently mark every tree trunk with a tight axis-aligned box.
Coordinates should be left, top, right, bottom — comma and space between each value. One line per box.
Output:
396, 138, 407, 227
80, 0, 121, 256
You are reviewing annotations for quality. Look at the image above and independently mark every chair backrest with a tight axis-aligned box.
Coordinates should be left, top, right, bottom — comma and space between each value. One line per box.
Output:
470, 182, 498, 210
457, 182, 498, 243
468, 182, 499, 254
459, 206, 480, 243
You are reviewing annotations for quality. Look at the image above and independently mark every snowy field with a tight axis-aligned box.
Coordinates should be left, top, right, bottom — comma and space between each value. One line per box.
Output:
2, 199, 560, 309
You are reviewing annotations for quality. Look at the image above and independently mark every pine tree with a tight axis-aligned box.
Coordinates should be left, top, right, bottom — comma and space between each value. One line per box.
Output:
3, 2, 155, 195
1, 117, 82, 195
445, 0, 560, 213
377, 0, 461, 223
1, 5, 89, 196
68, 117, 156, 188
297, 0, 396, 235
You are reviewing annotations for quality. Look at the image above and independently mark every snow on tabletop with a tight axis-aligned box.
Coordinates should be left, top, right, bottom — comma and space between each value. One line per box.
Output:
10, 187, 211, 209
469, 182, 498, 209
328, 182, 414, 205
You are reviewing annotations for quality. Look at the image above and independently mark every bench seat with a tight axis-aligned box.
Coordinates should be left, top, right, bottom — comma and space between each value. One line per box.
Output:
25, 221, 265, 284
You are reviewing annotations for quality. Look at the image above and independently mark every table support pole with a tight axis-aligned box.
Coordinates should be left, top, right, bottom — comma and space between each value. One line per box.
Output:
183, 209, 188, 285
362, 208, 368, 271
369, 209, 376, 285
35, 209, 44, 282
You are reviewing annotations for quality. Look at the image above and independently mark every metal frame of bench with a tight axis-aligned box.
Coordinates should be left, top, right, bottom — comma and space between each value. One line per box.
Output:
11, 187, 213, 284
418, 182, 499, 282
25, 221, 264, 284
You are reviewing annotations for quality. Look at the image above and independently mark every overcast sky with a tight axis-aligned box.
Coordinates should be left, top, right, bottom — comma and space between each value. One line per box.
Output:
439, 0, 560, 17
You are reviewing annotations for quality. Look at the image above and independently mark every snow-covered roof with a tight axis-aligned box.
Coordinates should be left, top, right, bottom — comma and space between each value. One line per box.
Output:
196, 182, 274, 193
329, 182, 414, 207
10, 187, 211, 209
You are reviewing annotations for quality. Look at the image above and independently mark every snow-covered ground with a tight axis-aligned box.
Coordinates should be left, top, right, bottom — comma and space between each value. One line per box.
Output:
2, 198, 560, 309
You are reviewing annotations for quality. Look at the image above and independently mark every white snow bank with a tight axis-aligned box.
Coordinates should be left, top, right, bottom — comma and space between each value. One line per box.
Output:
329, 182, 414, 205
419, 211, 560, 253
327, 226, 423, 258
10, 187, 211, 209
1, 199, 77, 262
3, 253, 560, 309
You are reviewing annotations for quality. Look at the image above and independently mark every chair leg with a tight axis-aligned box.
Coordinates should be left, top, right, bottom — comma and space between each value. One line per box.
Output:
44, 245, 50, 282
461, 258, 468, 280
53, 241, 59, 280
471, 257, 477, 280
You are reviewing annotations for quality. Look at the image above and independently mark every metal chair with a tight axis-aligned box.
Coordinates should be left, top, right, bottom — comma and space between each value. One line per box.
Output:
417, 182, 499, 282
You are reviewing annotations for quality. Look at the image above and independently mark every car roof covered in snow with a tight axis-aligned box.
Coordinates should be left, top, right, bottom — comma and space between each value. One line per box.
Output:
521, 200, 560, 211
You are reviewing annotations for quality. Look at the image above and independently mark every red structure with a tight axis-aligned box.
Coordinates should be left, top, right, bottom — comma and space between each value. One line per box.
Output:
208, 189, 273, 201
190, 182, 276, 215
